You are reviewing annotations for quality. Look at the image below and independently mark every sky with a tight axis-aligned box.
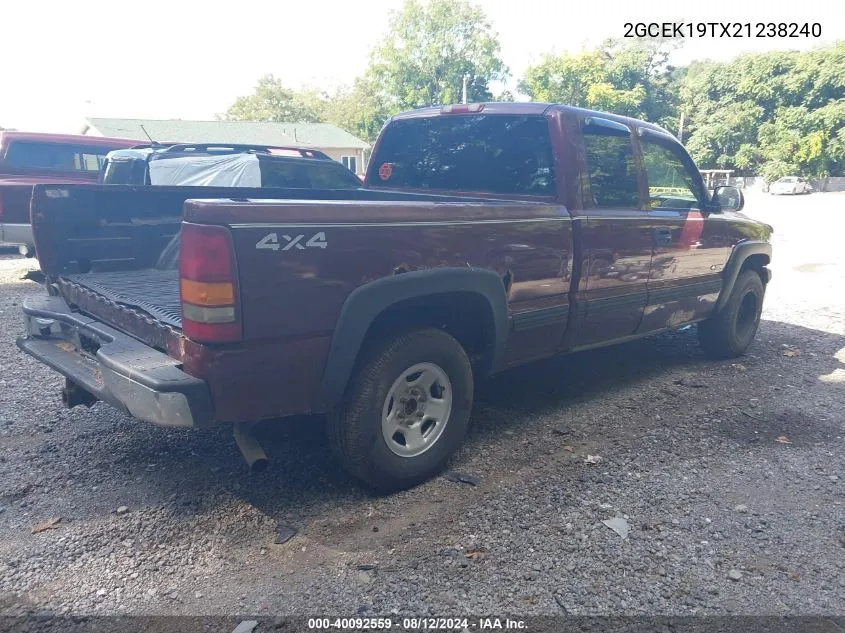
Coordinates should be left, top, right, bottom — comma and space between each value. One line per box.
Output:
1, 0, 841, 133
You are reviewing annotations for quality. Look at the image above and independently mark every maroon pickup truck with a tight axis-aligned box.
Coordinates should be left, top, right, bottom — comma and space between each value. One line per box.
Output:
0, 132, 140, 255
18, 103, 772, 491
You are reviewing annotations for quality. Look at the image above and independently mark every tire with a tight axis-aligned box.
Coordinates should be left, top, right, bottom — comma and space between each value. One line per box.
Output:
327, 328, 474, 492
698, 269, 764, 359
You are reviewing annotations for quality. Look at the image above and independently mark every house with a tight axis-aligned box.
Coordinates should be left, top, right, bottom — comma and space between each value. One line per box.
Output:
81, 118, 370, 175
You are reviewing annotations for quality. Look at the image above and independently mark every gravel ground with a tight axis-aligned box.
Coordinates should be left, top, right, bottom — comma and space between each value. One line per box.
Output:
0, 191, 843, 618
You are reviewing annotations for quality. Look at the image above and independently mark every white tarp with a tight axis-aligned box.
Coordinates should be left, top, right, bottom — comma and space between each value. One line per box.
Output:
148, 153, 261, 187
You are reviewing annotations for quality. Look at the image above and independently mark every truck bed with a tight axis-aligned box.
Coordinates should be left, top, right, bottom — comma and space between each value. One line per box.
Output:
65, 269, 182, 328
31, 183, 532, 352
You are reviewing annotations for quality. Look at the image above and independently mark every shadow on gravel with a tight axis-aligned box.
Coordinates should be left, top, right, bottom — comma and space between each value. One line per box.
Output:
469, 319, 845, 444
220, 318, 845, 517
5, 314, 844, 526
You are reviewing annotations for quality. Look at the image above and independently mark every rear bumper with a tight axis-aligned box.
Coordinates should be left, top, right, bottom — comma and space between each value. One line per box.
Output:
0, 223, 34, 246
17, 295, 214, 428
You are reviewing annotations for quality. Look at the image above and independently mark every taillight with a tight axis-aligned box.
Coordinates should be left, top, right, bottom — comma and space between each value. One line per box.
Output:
179, 222, 241, 342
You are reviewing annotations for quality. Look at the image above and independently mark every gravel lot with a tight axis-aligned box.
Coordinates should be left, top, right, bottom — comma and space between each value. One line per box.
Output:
0, 191, 843, 618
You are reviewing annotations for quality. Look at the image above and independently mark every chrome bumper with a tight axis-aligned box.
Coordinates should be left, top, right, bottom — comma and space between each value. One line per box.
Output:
17, 295, 213, 428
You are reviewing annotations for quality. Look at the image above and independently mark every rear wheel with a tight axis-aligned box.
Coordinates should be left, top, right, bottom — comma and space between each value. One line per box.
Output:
327, 328, 474, 492
698, 269, 764, 359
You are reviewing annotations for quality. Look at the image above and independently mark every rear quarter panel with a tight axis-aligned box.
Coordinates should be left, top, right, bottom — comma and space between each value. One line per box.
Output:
193, 200, 572, 339
184, 199, 574, 420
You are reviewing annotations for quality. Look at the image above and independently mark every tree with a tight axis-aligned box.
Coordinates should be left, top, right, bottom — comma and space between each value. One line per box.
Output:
222, 1, 507, 141
519, 37, 683, 128
520, 50, 606, 104
368, 0, 507, 110
757, 101, 845, 180
681, 42, 845, 177
682, 100, 764, 169
224, 74, 325, 123
324, 78, 391, 144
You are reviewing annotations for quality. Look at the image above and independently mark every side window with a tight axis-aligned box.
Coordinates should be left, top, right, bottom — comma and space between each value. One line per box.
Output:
341, 156, 357, 173
640, 138, 704, 210
582, 122, 640, 209
4, 141, 111, 172
81, 153, 104, 171
307, 164, 361, 189
261, 161, 311, 188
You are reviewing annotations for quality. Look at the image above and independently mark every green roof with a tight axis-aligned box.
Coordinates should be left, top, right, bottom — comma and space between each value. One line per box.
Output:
85, 118, 369, 149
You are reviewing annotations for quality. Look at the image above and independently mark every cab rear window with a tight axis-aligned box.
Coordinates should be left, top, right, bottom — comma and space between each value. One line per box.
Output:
371, 114, 555, 196
4, 141, 110, 172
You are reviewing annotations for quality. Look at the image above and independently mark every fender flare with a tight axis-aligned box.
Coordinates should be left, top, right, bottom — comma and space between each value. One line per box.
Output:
315, 267, 509, 411
715, 241, 772, 312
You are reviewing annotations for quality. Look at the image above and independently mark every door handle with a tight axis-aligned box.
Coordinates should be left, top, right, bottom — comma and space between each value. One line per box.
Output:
653, 228, 673, 245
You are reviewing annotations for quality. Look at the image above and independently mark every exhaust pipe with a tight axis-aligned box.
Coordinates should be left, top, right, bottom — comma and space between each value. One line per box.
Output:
233, 424, 269, 473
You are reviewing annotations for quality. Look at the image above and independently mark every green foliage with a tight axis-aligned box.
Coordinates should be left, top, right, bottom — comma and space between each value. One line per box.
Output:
681, 42, 845, 177
519, 37, 683, 128
682, 100, 764, 168
224, 75, 325, 123
324, 78, 391, 144
324, 0, 508, 140
756, 103, 845, 179
758, 159, 798, 183
223, 0, 506, 142
520, 50, 606, 104
368, 0, 507, 110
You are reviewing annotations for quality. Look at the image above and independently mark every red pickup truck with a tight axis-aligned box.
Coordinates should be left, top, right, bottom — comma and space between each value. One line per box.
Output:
0, 131, 139, 255
18, 103, 772, 491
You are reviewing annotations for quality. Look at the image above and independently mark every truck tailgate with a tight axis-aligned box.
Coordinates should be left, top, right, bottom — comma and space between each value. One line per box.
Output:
63, 270, 182, 328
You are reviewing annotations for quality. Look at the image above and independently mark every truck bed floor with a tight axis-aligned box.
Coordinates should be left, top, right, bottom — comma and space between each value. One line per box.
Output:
65, 270, 182, 328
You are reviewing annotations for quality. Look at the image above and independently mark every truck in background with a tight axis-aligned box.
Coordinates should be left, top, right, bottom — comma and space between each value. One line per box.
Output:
0, 131, 141, 255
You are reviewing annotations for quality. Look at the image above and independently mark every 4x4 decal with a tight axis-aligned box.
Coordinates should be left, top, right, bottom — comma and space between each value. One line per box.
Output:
255, 232, 327, 251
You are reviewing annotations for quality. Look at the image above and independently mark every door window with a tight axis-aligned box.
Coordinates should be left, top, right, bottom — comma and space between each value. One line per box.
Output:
582, 121, 640, 209
640, 138, 705, 210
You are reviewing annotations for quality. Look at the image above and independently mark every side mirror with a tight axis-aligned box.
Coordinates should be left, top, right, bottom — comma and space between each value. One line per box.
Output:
713, 185, 744, 212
